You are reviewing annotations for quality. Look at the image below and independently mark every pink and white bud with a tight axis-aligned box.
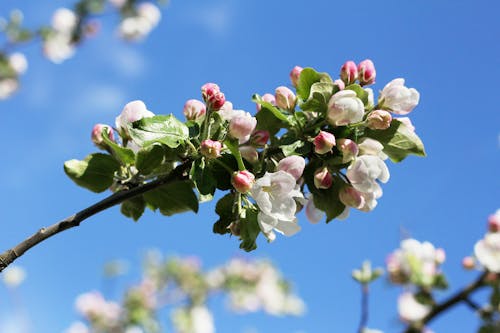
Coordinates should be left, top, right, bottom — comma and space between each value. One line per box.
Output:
488, 209, 500, 232
256, 93, 276, 112
379, 78, 420, 115
229, 111, 257, 143
251, 130, 270, 147
275, 86, 296, 111
289, 66, 303, 87
367, 110, 392, 130
239, 146, 259, 163
183, 99, 206, 122
334, 79, 345, 90
313, 131, 336, 154
231, 170, 255, 193
462, 256, 475, 270
91, 124, 114, 148
314, 167, 333, 190
435, 248, 446, 264
340, 60, 358, 85
115, 100, 155, 139
339, 186, 365, 209
200, 139, 222, 159
327, 90, 365, 126
201, 83, 225, 111
357, 59, 376, 86
337, 138, 359, 163
305, 195, 324, 224
277, 156, 305, 181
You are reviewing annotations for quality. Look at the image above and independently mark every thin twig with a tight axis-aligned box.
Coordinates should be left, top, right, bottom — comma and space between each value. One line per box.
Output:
0, 161, 191, 273
403, 272, 488, 333
357, 284, 369, 333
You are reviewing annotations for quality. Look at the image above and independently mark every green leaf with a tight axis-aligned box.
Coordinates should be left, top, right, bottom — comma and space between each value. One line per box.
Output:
190, 158, 217, 199
102, 129, 135, 165
239, 209, 261, 252
64, 153, 120, 193
129, 115, 189, 148
121, 196, 146, 221
345, 84, 369, 105
143, 181, 199, 216
255, 107, 286, 136
280, 140, 305, 157
135, 144, 164, 175
211, 154, 238, 190
479, 325, 500, 333
213, 193, 236, 235
296, 67, 333, 101
433, 273, 449, 290
299, 82, 336, 113
252, 94, 289, 121
365, 119, 426, 162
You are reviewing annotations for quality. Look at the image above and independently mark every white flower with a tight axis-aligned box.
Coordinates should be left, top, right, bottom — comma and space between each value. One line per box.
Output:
75, 291, 122, 324
365, 88, 374, 107
191, 306, 215, 333
52, 8, 77, 33
379, 78, 420, 115
229, 110, 257, 143
2, 266, 26, 288
8, 52, 28, 74
115, 100, 155, 138
397, 117, 415, 132
398, 292, 430, 322
305, 195, 323, 224
119, 3, 161, 41
0, 78, 19, 100
43, 34, 75, 63
358, 138, 387, 160
346, 155, 389, 193
474, 233, 500, 272
326, 90, 365, 126
251, 171, 303, 241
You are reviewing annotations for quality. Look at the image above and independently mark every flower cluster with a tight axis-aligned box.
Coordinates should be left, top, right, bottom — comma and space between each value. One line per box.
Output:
66, 60, 426, 251
64, 254, 303, 333
0, 0, 163, 99
474, 209, 500, 273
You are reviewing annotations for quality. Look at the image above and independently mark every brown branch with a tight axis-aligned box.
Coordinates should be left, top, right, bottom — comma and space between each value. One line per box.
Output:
403, 271, 488, 333
0, 161, 191, 273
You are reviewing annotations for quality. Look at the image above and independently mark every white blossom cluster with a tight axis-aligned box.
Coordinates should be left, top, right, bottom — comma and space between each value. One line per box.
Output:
43, 8, 78, 63
0, 52, 27, 99
474, 209, 500, 272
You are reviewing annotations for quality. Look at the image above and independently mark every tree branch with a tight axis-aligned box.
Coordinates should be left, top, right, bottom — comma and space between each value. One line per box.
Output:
0, 161, 191, 273
357, 284, 370, 333
403, 271, 488, 333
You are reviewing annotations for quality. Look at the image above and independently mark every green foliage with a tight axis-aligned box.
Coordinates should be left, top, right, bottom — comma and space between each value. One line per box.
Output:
129, 115, 189, 148
102, 130, 135, 165
239, 209, 261, 252
213, 193, 236, 235
296, 67, 333, 101
253, 94, 289, 135
345, 84, 370, 106
299, 82, 336, 113
135, 144, 165, 175
64, 153, 120, 193
121, 196, 146, 221
143, 181, 199, 216
190, 158, 217, 201
365, 119, 426, 162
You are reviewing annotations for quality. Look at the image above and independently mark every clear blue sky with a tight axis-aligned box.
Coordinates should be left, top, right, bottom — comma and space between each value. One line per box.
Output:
0, 0, 499, 332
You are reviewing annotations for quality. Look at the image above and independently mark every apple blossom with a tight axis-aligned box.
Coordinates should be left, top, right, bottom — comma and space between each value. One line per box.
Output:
365, 88, 374, 107
202, 83, 225, 111
250, 130, 270, 147
347, 155, 389, 193
397, 117, 416, 132
2, 265, 26, 288
398, 292, 431, 323
91, 124, 115, 149
305, 195, 323, 224
200, 140, 222, 159
239, 145, 259, 163
326, 90, 365, 126
334, 79, 345, 90
337, 138, 359, 163
115, 100, 155, 139
118, 2, 161, 41
314, 167, 333, 189
219, 101, 234, 120
313, 131, 336, 154
462, 256, 475, 270
379, 78, 420, 115
339, 186, 365, 209
340, 60, 358, 85
250, 171, 303, 241
275, 86, 296, 110
231, 170, 255, 193
474, 232, 500, 273
0, 78, 19, 100
289, 66, 303, 87
8, 52, 28, 75
229, 111, 257, 143
277, 155, 305, 181
367, 110, 392, 130
358, 138, 387, 160
52, 8, 78, 32
183, 99, 206, 121
488, 209, 500, 232
256, 93, 276, 111
357, 59, 376, 86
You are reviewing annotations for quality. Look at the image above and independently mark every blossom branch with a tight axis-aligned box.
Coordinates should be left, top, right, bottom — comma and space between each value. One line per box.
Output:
357, 284, 370, 333
0, 161, 191, 273
403, 272, 488, 333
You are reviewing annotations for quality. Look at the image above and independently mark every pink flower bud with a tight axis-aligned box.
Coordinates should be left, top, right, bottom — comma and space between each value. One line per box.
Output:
251, 130, 270, 147
290, 66, 303, 87
462, 256, 475, 270
367, 110, 392, 130
314, 167, 332, 189
275, 86, 296, 110
337, 138, 359, 163
183, 99, 206, 121
334, 79, 345, 90
239, 146, 259, 163
231, 170, 255, 193
488, 210, 500, 232
91, 124, 114, 148
313, 131, 336, 154
256, 93, 277, 111
435, 248, 446, 264
201, 83, 225, 111
340, 60, 358, 85
200, 139, 222, 159
229, 111, 257, 143
277, 156, 305, 181
339, 186, 365, 209
357, 59, 376, 86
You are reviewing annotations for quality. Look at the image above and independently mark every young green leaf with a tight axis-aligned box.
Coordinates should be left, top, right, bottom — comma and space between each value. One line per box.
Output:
239, 209, 261, 252
135, 144, 165, 175
296, 67, 333, 101
143, 180, 199, 216
129, 115, 189, 148
64, 153, 120, 193
121, 196, 146, 221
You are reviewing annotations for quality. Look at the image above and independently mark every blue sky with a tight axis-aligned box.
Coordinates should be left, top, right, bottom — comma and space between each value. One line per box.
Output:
0, 0, 499, 332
